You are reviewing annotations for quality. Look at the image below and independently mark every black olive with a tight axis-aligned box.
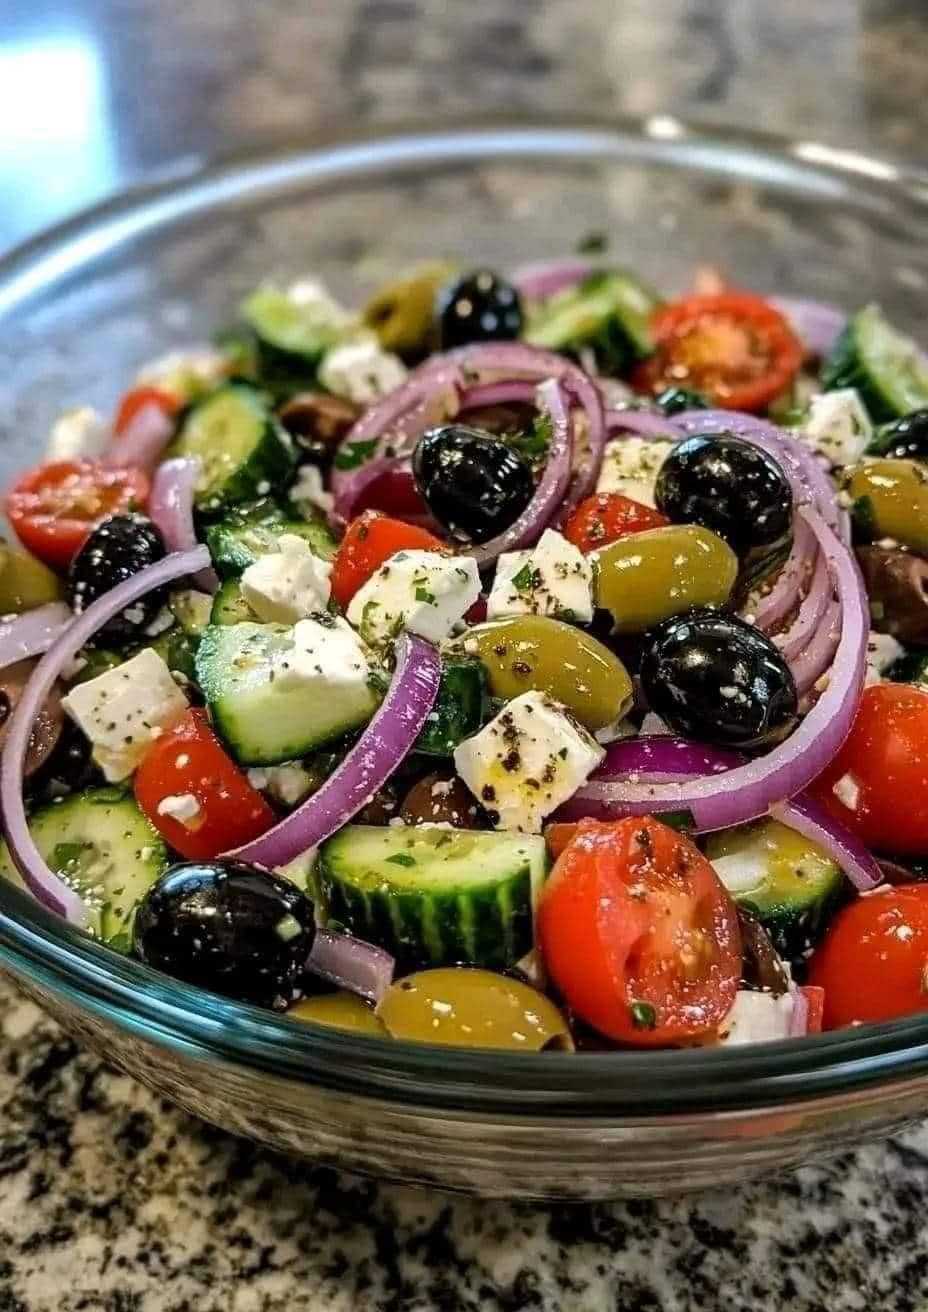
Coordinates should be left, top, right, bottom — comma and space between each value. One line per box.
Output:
68, 514, 167, 643
655, 386, 709, 416
640, 609, 798, 750
412, 425, 534, 544
26, 717, 102, 803
876, 408, 928, 463
133, 861, 315, 1009
655, 433, 793, 557
437, 270, 523, 350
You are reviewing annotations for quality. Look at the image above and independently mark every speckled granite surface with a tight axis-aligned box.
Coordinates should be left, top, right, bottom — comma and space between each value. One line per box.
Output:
3, 1, 928, 1308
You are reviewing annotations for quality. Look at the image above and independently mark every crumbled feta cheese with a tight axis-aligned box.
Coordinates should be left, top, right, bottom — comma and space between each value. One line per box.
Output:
273, 614, 377, 721
61, 648, 189, 781
595, 436, 675, 506
864, 630, 904, 686
487, 529, 594, 623
709, 847, 770, 897
275, 847, 318, 888
240, 534, 332, 624
289, 464, 334, 517
135, 346, 228, 401
453, 690, 604, 833
318, 336, 408, 406
46, 407, 109, 461
347, 550, 481, 645
800, 389, 872, 467
832, 772, 861, 812
156, 793, 202, 828
248, 762, 314, 807
286, 277, 354, 330
143, 606, 175, 637
717, 990, 794, 1045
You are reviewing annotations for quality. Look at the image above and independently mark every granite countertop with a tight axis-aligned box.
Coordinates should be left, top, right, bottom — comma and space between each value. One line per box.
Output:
2, 2, 928, 1308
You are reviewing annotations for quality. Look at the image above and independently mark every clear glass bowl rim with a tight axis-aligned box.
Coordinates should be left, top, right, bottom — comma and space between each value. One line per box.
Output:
3, 112, 928, 1120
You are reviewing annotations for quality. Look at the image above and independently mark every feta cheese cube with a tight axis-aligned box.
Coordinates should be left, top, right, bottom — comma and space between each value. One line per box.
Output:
717, 990, 795, 1045
318, 337, 408, 406
156, 793, 202, 828
286, 277, 354, 332
46, 407, 109, 461
453, 690, 605, 833
274, 614, 376, 711
289, 464, 334, 518
487, 529, 593, 623
61, 648, 189, 781
347, 550, 481, 646
247, 762, 314, 807
135, 346, 229, 401
864, 630, 904, 686
240, 533, 332, 624
595, 436, 675, 506
801, 389, 872, 467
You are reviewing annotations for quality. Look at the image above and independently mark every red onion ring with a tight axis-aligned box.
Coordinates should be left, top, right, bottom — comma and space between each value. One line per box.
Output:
751, 518, 816, 636
0, 603, 74, 671
770, 792, 881, 892
149, 458, 219, 593
0, 546, 210, 925
604, 409, 684, 439
771, 297, 845, 359
511, 259, 592, 302
789, 596, 842, 697
458, 380, 539, 410
103, 401, 175, 471
773, 544, 831, 663
305, 928, 395, 1004
227, 633, 441, 869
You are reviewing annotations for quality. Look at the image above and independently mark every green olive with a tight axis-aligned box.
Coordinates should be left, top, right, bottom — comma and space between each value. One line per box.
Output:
0, 541, 63, 613
362, 261, 457, 357
846, 458, 928, 552
288, 991, 387, 1036
376, 968, 573, 1050
594, 524, 738, 634
463, 615, 632, 732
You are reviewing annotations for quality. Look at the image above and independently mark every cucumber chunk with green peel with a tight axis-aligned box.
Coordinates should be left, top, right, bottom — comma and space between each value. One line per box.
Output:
821, 305, 928, 423
317, 824, 548, 970
205, 497, 336, 579
0, 788, 168, 948
524, 270, 661, 371
210, 578, 258, 626
171, 384, 297, 511
704, 817, 846, 960
241, 286, 347, 370
413, 657, 488, 757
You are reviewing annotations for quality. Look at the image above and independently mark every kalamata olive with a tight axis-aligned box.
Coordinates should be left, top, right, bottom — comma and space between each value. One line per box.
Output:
655, 433, 793, 556
289, 990, 387, 1035
458, 402, 537, 438
437, 270, 524, 351
413, 425, 534, 543
463, 616, 633, 731
875, 408, 928, 463
400, 772, 484, 828
363, 261, 456, 358
26, 716, 100, 801
376, 967, 573, 1050
277, 391, 360, 464
0, 660, 63, 776
857, 546, 928, 644
133, 861, 315, 1009
736, 907, 790, 996
640, 609, 798, 750
847, 458, 928, 552
594, 524, 738, 635
68, 514, 167, 643
0, 540, 63, 613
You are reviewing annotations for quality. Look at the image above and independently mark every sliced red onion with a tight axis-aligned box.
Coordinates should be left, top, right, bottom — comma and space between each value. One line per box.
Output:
771, 792, 881, 892
773, 546, 831, 664
0, 603, 73, 671
458, 380, 539, 411
0, 546, 210, 925
228, 633, 441, 869
561, 507, 866, 832
103, 401, 175, 471
511, 258, 592, 301
605, 409, 684, 439
790, 596, 842, 697
751, 518, 815, 636
149, 458, 219, 593
788, 986, 809, 1038
597, 736, 744, 781
771, 297, 845, 359
305, 928, 395, 1004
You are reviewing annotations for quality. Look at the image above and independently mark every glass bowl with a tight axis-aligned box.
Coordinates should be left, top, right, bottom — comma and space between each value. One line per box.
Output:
2, 116, 928, 1202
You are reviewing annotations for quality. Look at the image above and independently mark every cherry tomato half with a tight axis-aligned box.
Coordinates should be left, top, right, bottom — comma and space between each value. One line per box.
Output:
537, 816, 741, 1047
563, 493, 669, 554
633, 292, 803, 414
330, 510, 445, 610
6, 460, 150, 571
810, 683, 928, 857
114, 385, 180, 437
807, 885, 928, 1029
134, 709, 276, 860
351, 463, 431, 521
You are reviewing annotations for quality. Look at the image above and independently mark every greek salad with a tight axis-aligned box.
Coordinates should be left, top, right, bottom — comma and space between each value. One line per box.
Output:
3, 257, 928, 1052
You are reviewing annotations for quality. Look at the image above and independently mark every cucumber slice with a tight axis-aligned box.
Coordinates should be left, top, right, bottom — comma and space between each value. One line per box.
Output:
146, 628, 200, 682
414, 657, 488, 757
241, 286, 346, 369
210, 578, 258, 626
171, 384, 297, 512
821, 305, 928, 423
205, 497, 336, 579
0, 788, 168, 948
317, 824, 547, 970
195, 620, 379, 765
705, 818, 846, 959
524, 270, 661, 371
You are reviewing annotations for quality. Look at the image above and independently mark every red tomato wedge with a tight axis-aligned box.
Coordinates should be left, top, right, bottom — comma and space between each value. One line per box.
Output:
6, 460, 150, 571
633, 292, 803, 413
330, 511, 445, 609
807, 885, 928, 1029
537, 817, 741, 1047
563, 493, 669, 554
114, 385, 180, 436
134, 709, 276, 861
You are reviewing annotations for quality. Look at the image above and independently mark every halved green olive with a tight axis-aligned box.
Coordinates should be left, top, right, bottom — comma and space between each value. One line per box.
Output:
0, 540, 63, 613
376, 967, 573, 1050
594, 523, 738, 634
288, 990, 387, 1036
462, 615, 632, 732
363, 261, 457, 357
846, 458, 928, 552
